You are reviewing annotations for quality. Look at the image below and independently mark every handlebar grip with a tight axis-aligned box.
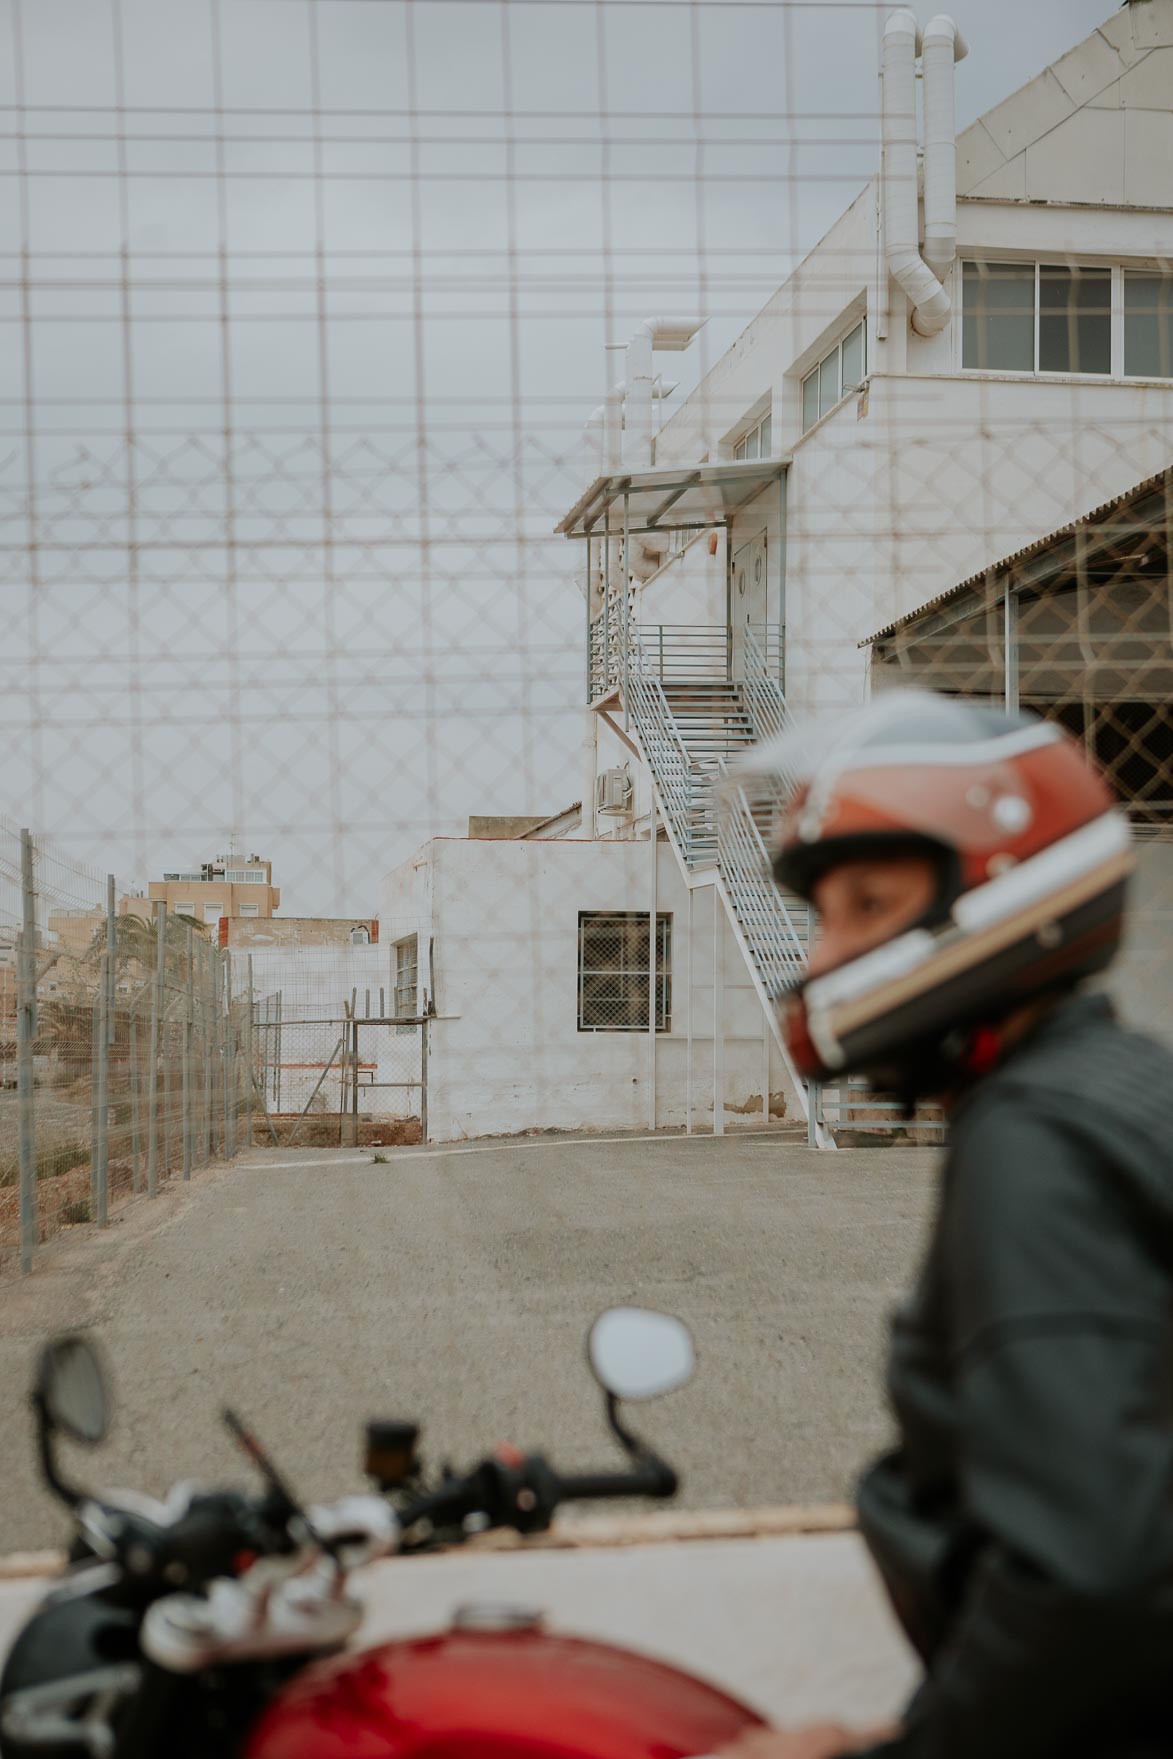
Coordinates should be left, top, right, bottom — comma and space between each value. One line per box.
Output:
556, 1463, 677, 1502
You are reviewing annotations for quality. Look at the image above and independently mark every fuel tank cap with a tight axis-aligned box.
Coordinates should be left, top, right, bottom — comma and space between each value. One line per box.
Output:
451, 1603, 544, 1633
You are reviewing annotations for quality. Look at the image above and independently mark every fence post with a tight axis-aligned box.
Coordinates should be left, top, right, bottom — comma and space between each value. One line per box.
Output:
105, 875, 116, 1045
420, 1013, 429, 1145
17, 830, 37, 1272
182, 923, 193, 1180
223, 951, 234, 1159
94, 949, 109, 1226
129, 998, 141, 1192
147, 902, 165, 1197
211, 948, 222, 1158
160, 905, 172, 1180
202, 942, 213, 1160
246, 956, 255, 1152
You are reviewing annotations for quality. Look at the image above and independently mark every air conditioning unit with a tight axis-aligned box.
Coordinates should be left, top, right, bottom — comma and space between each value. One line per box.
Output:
596, 768, 633, 815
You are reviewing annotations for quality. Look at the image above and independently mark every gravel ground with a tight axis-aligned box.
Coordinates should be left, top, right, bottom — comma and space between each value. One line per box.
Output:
0, 1132, 938, 1552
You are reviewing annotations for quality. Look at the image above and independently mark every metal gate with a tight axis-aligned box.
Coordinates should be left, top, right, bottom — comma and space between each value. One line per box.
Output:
253, 999, 428, 1147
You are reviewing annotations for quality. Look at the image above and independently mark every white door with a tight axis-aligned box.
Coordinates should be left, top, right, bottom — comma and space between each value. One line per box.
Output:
732, 530, 768, 675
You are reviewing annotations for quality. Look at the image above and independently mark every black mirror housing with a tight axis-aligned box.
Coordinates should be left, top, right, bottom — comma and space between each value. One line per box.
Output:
34, 1335, 110, 1448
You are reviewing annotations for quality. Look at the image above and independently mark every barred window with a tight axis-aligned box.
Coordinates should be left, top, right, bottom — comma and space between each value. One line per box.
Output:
394, 934, 418, 1019
578, 911, 671, 1032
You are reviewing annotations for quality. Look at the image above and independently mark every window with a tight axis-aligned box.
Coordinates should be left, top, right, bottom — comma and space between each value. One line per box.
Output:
1039, 265, 1111, 374
175, 902, 195, 917
224, 869, 266, 884
800, 320, 866, 433
962, 261, 1034, 371
963, 261, 1120, 376
1125, 272, 1173, 378
203, 903, 223, 925
734, 411, 771, 461
394, 934, 418, 1019
239, 903, 260, 918
577, 911, 671, 1032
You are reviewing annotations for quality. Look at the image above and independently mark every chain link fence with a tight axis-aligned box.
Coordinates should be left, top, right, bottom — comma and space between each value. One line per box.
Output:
0, 820, 258, 1272
0, 823, 430, 1271
3, 0, 1171, 1180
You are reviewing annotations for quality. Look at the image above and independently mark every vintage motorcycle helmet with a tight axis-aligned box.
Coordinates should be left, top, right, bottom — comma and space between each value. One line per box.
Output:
736, 690, 1134, 1094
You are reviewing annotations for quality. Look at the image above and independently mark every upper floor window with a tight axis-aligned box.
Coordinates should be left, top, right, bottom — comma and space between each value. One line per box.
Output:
734, 411, 771, 461
801, 320, 866, 433
963, 262, 1173, 380
1125, 273, 1173, 378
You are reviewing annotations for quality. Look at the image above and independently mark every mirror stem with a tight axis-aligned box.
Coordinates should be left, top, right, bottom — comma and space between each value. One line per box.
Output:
33, 1400, 82, 1508
604, 1393, 676, 1494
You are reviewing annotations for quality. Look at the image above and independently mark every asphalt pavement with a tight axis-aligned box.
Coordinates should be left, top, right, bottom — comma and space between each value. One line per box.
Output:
0, 1131, 938, 1552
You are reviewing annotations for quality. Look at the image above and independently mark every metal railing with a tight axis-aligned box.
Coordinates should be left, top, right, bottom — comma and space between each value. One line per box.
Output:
625, 636, 711, 865
739, 624, 791, 745
716, 769, 809, 999
635, 624, 731, 682
587, 585, 629, 701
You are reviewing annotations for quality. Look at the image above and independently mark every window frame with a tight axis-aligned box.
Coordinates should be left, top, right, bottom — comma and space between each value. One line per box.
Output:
577, 910, 672, 1034
733, 410, 772, 462
393, 933, 418, 1021
960, 260, 1173, 382
800, 317, 867, 435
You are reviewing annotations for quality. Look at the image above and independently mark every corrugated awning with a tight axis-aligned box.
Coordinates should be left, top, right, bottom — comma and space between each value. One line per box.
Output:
862, 463, 1173, 648
555, 457, 788, 539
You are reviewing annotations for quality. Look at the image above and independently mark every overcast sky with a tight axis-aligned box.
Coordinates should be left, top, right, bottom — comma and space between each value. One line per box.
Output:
0, 0, 1117, 917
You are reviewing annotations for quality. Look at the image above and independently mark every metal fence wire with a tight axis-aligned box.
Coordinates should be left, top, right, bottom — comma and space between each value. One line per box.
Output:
0, 820, 428, 1272
3, 0, 1173, 1192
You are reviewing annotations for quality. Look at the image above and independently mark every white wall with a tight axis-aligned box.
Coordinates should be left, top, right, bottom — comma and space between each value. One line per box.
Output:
628, 17, 1173, 717
386, 837, 793, 1143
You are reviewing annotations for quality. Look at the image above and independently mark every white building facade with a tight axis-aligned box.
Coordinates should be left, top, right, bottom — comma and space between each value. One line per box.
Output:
386, 2, 1173, 1145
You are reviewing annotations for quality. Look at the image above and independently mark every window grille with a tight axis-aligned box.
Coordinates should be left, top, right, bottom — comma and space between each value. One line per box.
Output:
577, 911, 671, 1032
394, 934, 418, 1020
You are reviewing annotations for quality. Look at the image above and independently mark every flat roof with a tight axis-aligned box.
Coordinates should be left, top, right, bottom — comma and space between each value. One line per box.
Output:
556, 457, 788, 539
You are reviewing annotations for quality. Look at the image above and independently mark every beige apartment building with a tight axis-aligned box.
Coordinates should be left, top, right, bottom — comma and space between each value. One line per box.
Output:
148, 855, 280, 928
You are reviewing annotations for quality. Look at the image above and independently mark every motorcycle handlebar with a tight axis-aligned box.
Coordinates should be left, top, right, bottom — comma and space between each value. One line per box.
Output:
555, 1463, 677, 1502
398, 1451, 677, 1543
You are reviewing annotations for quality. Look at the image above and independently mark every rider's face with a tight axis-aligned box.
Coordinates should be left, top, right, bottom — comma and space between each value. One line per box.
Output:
806, 856, 938, 980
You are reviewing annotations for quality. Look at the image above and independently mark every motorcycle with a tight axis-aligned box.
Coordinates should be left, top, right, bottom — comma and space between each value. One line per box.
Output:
0, 1307, 763, 1758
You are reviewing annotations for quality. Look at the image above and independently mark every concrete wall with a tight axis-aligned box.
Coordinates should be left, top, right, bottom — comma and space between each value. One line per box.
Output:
385, 838, 793, 1143
225, 917, 379, 949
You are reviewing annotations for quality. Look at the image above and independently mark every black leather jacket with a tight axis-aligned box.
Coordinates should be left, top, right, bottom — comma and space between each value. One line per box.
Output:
855, 992, 1173, 1759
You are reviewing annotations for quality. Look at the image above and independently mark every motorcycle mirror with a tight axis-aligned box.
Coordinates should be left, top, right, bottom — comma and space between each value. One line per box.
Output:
587, 1307, 695, 1404
34, 1334, 110, 1447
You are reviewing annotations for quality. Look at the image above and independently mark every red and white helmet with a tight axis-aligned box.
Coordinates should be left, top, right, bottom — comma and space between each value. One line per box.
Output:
739, 691, 1133, 1088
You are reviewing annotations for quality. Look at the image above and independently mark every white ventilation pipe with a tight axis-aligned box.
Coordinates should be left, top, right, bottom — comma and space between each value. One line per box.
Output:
921, 14, 968, 281
881, 9, 949, 337
623, 317, 705, 469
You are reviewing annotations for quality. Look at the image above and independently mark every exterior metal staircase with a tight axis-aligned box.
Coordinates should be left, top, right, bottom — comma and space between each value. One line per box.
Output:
588, 602, 941, 1146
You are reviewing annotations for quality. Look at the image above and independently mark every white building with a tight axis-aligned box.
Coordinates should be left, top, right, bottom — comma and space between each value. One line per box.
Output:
386, 1, 1173, 1145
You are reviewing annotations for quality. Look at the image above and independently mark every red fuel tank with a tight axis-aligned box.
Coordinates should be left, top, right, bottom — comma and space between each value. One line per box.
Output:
246, 1623, 763, 1759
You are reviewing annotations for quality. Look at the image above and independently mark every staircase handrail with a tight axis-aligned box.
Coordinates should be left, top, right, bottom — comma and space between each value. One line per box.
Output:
715, 763, 807, 995
626, 623, 716, 867
739, 623, 792, 749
